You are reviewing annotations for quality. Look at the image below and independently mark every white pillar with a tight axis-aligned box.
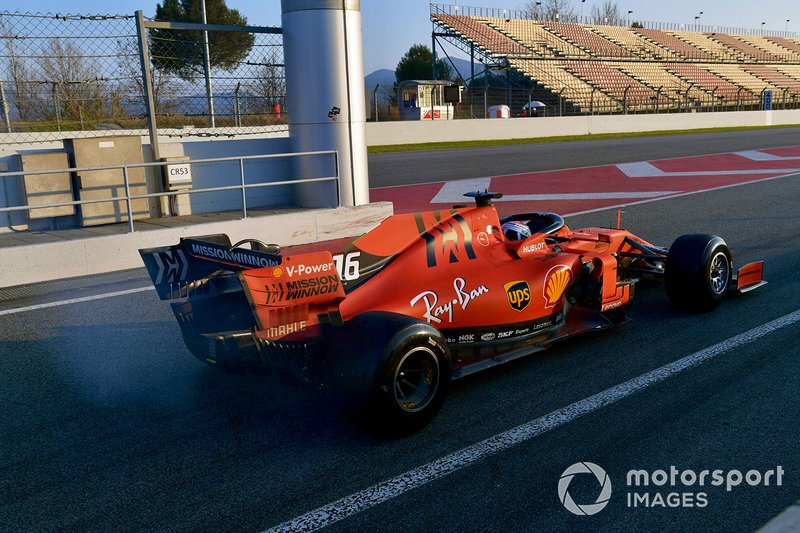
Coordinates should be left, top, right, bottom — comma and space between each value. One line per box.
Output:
282, 0, 369, 208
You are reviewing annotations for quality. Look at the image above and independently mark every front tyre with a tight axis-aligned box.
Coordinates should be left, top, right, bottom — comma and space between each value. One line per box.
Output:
665, 234, 732, 312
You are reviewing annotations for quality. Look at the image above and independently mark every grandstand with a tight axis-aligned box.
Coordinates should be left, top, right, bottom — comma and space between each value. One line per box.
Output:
430, 4, 800, 115
564, 61, 673, 110
748, 65, 800, 94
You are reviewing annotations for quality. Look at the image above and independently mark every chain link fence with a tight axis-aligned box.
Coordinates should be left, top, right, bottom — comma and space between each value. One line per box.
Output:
142, 16, 285, 138
0, 11, 285, 145
368, 78, 787, 123
3, 9, 798, 138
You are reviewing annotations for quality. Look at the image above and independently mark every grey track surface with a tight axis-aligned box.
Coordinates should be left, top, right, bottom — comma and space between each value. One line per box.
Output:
2, 130, 799, 532
0, 269, 148, 306
369, 127, 800, 186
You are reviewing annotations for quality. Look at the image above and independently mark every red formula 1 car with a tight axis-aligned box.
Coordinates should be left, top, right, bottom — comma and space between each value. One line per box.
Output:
140, 191, 765, 433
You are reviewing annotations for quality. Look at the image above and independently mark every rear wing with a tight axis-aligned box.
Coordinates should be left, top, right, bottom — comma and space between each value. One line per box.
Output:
140, 234, 283, 300
140, 235, 346, 340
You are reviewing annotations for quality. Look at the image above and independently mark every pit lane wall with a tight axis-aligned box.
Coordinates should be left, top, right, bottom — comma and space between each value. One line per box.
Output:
365, 110, 800, 146
0, 132, 294, 235
0, 202, 391, 288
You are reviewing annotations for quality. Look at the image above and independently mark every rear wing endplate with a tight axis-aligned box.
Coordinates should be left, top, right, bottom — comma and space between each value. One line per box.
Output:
239, 251, 346, 338
140, 234, 282, 300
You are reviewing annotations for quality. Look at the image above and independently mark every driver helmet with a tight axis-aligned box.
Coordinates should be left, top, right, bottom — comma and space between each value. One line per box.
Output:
501, 220, 531, 241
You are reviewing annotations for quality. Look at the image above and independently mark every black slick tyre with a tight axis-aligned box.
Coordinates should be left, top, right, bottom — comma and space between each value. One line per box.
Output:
665, 234, 732, 312
325, 312, 451, 435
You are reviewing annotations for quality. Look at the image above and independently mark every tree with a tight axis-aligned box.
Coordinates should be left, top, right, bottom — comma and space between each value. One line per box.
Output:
521, 0, 577, 22
0, 17, 46, 121
590, 1, 625, 26
38, 38, 105, 123
395, 44, 453, 84
150, 0, 255, 80
244, 50, 286, 116
117, 38, 179, 118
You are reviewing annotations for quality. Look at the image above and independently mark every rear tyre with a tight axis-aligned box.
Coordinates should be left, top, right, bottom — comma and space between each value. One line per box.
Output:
326, 313, 451, 435
665, 234, 732, 312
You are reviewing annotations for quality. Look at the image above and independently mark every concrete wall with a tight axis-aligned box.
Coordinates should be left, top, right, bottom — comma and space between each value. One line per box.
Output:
0, 132, 294, 233
157, 135, 295, 217
0, 201, 392, 288
365, 109, 800, 146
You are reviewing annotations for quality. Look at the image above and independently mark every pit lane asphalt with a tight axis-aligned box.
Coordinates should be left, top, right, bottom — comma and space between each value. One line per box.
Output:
2, 130, 799, 532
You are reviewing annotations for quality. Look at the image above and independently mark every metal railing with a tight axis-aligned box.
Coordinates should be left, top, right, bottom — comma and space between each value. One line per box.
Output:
0, 149, 339, 233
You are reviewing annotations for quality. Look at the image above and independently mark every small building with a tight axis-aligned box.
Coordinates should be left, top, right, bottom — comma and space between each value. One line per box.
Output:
397, 80, 461, 120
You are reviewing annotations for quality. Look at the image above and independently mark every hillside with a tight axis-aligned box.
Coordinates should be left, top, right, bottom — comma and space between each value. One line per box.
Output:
364, 58, 480, 105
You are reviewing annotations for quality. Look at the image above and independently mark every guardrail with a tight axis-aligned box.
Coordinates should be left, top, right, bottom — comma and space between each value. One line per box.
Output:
0, 149, 339, 232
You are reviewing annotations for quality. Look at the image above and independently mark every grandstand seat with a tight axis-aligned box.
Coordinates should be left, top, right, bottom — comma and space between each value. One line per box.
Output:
429, 8, 800, 114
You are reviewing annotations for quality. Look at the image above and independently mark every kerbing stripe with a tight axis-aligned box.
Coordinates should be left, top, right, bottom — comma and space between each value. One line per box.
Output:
264, 309, 800, 533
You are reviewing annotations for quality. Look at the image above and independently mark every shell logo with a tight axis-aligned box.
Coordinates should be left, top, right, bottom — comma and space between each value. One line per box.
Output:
271, 266, 284, 279
543, 265, 572, 307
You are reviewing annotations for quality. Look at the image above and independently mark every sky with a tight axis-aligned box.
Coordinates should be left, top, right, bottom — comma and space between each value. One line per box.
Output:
2, 1, 799, 74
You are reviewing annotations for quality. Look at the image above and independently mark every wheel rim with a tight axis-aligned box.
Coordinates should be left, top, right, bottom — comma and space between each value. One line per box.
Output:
393, 346, 439, 413
709, 251, 730, 294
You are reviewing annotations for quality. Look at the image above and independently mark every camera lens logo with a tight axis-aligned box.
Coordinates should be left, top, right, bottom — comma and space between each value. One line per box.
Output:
558, 462, 612, 516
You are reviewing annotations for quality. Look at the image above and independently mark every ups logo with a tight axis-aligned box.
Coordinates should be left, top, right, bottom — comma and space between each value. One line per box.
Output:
504, 280, 531, 312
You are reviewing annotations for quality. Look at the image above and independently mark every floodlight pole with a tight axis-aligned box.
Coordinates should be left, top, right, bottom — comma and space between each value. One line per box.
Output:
201, 0, 216, 128
0, 80, 11, 133
135, 11, 162, 171
470, 43, 475, 117
432, 31, 437, 80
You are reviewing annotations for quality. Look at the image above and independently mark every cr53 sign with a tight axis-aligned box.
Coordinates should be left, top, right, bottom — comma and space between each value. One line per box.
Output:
166, 162, 192, 185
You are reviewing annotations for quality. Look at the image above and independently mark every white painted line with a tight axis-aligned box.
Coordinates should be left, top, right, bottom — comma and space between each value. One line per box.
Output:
423, 155, 800, 205
264, 309, 800, 533
562, 170, 800, 219
736, 150, 800, 161
756, 500, 800, 532
430, 176, 492, 203
617, 161, 800, 178
427, 172, 678, 204
371, 143, 800, 192
495, 192, 680, 201
371, 180, 444, 191
432, 189, 680, 204
0, 286, 154, 317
